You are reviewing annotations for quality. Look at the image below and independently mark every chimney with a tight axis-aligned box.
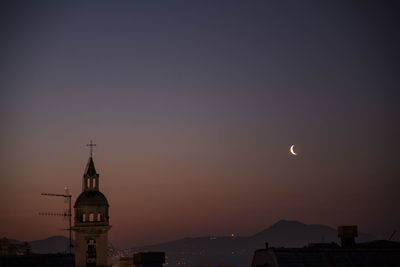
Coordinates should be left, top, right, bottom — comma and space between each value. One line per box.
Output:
338, 225, 358, 247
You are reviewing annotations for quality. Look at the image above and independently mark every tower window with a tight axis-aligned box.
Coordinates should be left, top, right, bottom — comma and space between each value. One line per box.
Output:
82, 213, 86, 222
89, 213, 94, 222
87, 239, 96, 261
97, 213, 102, 221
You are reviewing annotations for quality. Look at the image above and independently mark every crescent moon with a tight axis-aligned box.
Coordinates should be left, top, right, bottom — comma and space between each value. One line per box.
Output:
290, 145, 297, 156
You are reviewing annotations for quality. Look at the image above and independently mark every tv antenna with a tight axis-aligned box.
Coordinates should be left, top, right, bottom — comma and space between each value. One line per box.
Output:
389, 230, 397, 241
39, 187, 73, 254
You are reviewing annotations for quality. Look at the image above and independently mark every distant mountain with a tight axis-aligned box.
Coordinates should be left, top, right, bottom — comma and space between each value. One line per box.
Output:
5, 238, 24, 244
2, 236, 73, 254
123, 220, 375, 267
250, 219, 375, 247
29, 235, 73, 254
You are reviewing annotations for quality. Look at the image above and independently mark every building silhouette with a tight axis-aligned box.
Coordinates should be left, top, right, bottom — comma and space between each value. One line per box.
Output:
0, 238, 31, 256
118, 252, 166, 267
72, 155, 111, 267
251, 225, 400, 267
133, 252, 165, 267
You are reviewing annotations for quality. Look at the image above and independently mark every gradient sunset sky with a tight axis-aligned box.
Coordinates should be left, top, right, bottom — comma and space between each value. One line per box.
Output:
1, 1, 399, 248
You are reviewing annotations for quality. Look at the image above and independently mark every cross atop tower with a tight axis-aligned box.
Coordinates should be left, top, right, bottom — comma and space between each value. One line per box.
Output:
86, 140, 96, 157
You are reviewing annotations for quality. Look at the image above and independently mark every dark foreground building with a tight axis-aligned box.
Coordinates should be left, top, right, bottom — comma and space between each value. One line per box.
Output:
252, 244, 400, 267
0, 238, 30, 256
133, 252, 165, 267
118, 252, 166, 267
0, 238, 74, 267
0, 254, 75, 267
251, 226, 400, 267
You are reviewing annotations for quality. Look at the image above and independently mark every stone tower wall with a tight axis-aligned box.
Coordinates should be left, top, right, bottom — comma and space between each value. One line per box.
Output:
73, 226, 111, 267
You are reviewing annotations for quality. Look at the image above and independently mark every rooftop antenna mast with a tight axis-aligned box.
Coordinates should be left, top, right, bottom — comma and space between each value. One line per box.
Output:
389, 230, 397, 241
39, 187, 73, 254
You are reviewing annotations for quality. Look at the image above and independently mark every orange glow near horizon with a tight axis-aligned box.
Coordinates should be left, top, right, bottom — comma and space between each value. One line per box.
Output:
1, 1, 399, 248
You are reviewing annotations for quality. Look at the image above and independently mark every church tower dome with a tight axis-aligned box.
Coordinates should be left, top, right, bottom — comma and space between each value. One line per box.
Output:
73, 141, 111, 267
74, 157, 110, 225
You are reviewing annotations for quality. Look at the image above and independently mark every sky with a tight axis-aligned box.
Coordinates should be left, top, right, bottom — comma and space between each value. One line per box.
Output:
0, 1, 399, 248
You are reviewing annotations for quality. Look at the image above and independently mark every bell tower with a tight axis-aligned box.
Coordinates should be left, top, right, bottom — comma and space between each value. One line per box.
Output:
73, 141, 111, 267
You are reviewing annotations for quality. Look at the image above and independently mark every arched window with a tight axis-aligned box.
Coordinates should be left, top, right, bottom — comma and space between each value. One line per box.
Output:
87, 178, 90, 188
82, 213, 86, 222
93, 179, 96, 188
89, 213, 94, 222
87, 239, 96, 260
97, 213, 102, 222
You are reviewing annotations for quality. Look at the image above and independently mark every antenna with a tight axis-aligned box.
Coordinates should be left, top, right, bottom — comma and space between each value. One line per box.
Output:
39, 188, 73, 255
64, 187, 70, 204
389, 230, 397, 241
